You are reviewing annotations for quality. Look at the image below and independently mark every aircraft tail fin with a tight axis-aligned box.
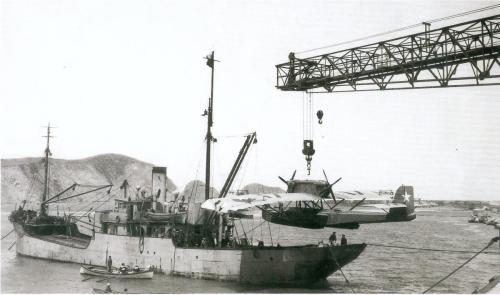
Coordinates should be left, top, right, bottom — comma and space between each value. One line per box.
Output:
393, 185, 415, 215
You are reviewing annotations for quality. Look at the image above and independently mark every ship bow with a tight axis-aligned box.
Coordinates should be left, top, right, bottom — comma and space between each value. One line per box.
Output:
239, 243, 366, 286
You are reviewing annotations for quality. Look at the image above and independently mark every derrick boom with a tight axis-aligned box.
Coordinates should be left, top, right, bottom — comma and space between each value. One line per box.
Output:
276, 15, 500, 92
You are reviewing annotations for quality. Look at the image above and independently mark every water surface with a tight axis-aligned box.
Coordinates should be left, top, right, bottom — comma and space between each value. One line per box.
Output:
1, 207, 499, 293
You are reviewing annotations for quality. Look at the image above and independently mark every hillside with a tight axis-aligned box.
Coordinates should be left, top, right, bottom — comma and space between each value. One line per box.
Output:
1, 154, 284, 212
242, 183, 285, 194
1, 154, 176, 210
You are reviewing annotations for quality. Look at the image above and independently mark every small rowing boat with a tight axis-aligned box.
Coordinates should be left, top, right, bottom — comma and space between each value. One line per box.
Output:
92, 288, 119, 294
80, 264, 153, 279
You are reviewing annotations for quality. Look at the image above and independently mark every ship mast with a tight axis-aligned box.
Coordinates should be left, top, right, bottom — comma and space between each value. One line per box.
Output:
205, 51, 215, 201
41, 123, 53, 215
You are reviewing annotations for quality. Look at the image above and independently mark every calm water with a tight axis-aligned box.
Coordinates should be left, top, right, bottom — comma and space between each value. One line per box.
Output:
1, 207, 499, 293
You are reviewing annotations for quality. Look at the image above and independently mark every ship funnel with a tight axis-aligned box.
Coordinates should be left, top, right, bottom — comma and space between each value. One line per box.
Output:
152, 167, 167, 202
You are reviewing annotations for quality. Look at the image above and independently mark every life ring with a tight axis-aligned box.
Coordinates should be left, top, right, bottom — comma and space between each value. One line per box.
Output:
139, 234, 145, 254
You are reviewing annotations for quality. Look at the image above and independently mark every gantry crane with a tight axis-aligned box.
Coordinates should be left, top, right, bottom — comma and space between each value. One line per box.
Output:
276, 15, 500, 92
275, 13, 500, 173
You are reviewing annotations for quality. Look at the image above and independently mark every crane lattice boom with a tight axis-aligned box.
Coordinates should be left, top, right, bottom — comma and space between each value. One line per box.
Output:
276, 15, 500, 92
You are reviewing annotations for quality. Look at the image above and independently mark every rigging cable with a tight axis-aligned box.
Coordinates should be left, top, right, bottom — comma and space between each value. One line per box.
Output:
67, 186, 117, 215
250, 213, 255, 243
66, 189, 106, 213
23, 172, 38, 203
235, 143, 253, 193
302, 92, 306, 142
210, 135, 216, 199
422, 236, 500, 293
8, 241, 16, 251
245, 219, 267, 235
267, 221, 274, 246
185, 139, 206, 204
217, 133, 255, 138
335, 259, 355, 293
1, 229, 14, 240
366, 242, 499, 255
238, 219, 249, 244
25, 170, 45, 211
83, 190, 116, 213
260, 218, 264, 242
276, 223, 281, 245
309, 92, 314, 139
91, 190, 117, 212
295, 4, 500, 55
327, 246, 355, 293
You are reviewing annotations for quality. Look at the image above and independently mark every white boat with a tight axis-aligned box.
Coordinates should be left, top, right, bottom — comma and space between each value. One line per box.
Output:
80, 264, 154, 279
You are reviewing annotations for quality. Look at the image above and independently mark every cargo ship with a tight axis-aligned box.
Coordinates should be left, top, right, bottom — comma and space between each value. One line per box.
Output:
9, 52, 366, 286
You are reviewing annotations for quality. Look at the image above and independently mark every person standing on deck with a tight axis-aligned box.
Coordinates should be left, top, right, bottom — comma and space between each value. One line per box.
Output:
341, 234, 347, 246
107, 256, 113, 272
329, 231, 337, 246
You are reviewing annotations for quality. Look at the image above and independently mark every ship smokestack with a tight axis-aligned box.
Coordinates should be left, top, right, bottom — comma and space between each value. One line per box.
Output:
152, 167, 167, 203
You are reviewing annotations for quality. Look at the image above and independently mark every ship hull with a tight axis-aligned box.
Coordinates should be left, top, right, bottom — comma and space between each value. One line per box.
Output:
13, 222, 365, 286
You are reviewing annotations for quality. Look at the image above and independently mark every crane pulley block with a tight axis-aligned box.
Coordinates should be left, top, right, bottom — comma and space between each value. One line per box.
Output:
302, 140, 315, 157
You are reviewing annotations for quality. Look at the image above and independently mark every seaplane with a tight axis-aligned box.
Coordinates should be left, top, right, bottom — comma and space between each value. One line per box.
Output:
202, 170, 416, 229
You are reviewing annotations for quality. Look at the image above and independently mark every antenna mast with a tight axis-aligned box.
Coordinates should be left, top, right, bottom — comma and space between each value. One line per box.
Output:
205, 51, 215, 200
41, 123, 53, 215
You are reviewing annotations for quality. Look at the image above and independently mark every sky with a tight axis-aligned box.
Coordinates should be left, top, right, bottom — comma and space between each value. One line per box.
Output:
1, 0, 499, 200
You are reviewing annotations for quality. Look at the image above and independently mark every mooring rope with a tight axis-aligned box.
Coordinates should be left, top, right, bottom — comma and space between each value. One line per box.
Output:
335, 259, 355, 293
422, 236, 500, 293
366, 242, 500, 255
328, 247, 355, 293
1, 229, 14, 240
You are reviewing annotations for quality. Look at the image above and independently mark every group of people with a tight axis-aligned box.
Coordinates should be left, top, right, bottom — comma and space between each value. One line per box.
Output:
328, 232, 348, 246
107, 256, 140, 274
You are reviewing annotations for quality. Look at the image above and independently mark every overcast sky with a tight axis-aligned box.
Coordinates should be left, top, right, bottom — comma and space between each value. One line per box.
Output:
1, 0, 499, 200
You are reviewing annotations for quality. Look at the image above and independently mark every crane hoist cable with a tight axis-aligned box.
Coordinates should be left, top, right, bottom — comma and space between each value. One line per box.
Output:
302, 92, 315, 175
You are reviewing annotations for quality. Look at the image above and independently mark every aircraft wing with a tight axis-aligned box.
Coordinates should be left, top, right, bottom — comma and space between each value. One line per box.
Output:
361, 203, 406, 210
333, 190, 393, 202
201, 192, 321, 213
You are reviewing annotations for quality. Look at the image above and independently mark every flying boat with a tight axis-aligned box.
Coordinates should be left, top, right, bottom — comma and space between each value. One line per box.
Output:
203, 170, 416, 229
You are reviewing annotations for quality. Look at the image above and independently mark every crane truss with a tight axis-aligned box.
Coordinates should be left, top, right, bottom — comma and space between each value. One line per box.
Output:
276, 15, 500, 92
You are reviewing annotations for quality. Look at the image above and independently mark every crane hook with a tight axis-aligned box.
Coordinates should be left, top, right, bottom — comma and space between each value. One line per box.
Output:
317, 110, 324, 124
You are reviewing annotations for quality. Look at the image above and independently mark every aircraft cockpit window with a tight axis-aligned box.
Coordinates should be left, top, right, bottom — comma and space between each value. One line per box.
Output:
291, 183, 304, 193
291, 182, 321, 195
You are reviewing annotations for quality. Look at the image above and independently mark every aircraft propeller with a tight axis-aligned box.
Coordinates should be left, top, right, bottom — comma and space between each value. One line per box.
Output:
320, 169, 341, 202
278, 170, 297, 186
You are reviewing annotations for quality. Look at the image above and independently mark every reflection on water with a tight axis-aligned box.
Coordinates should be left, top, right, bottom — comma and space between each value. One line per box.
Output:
1, 208, 499, 293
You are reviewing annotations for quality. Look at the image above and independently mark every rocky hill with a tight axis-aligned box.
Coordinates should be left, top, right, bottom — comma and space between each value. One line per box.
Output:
1, 154, 176, 210
242, 183, 285, 194
1, 154, 283, 211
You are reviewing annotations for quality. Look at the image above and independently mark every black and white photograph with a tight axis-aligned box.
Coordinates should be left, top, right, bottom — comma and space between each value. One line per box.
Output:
1, 0, 499, 293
